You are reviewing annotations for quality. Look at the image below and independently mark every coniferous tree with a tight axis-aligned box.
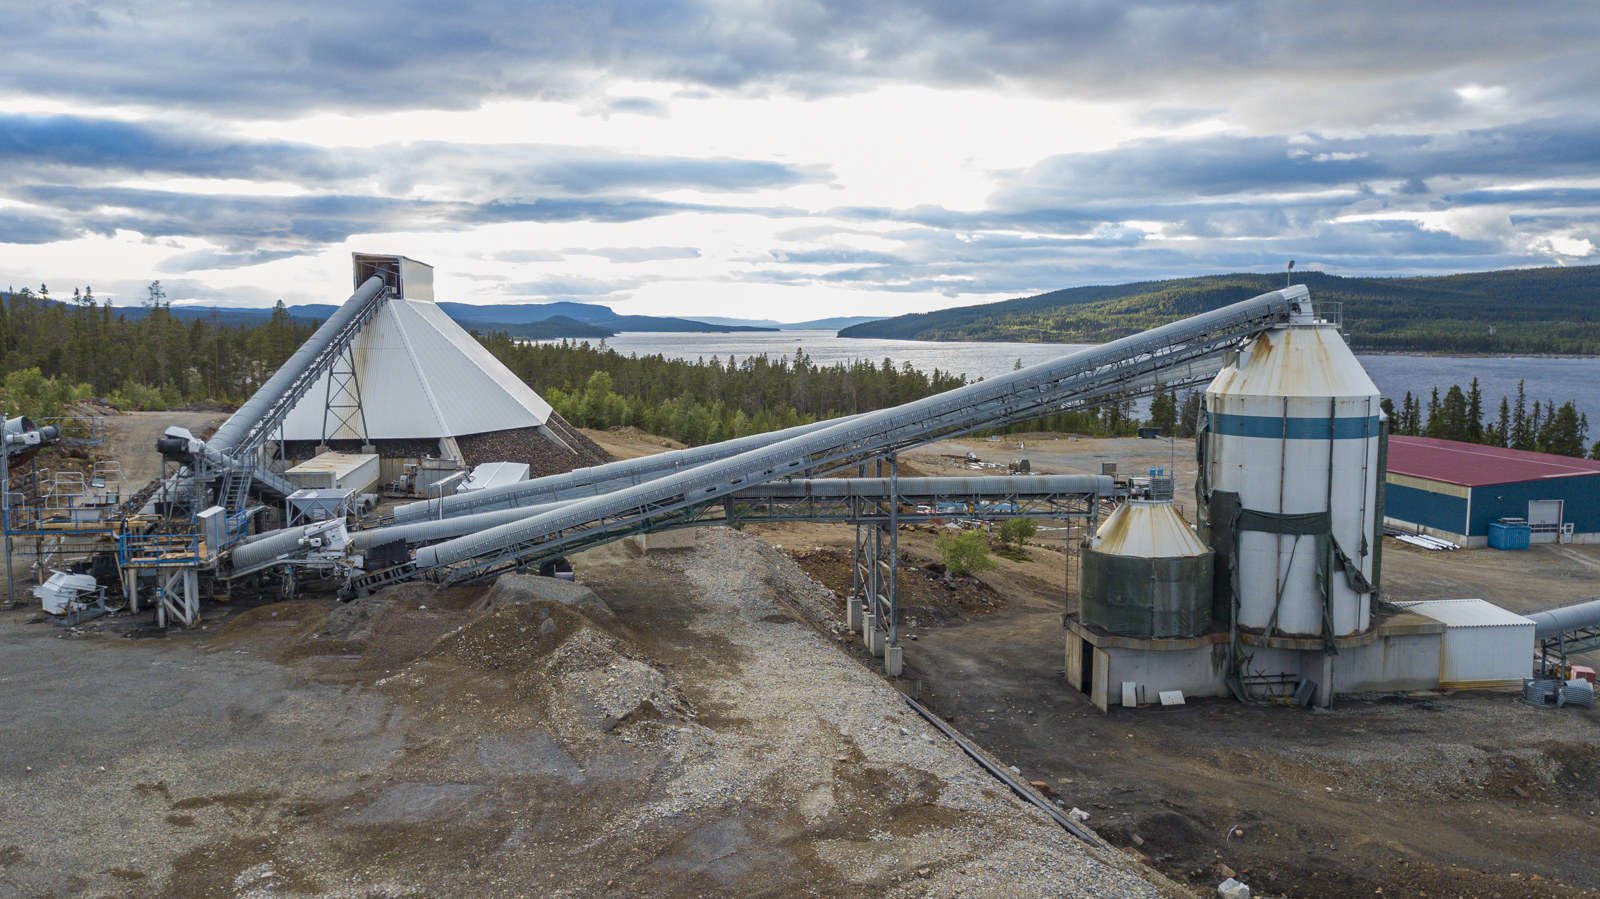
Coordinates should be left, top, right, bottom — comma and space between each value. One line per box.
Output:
1490, 397, 1511, 447
1511, 381, 1533, 450
1466, 378, 1484, 443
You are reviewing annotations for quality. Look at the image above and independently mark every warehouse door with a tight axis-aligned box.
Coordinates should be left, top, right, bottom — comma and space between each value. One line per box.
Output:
1529, 500, 1563, 543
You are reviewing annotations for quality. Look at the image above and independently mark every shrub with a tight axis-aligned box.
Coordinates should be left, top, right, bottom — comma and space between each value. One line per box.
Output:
998, 517, 1037, 545
935, 529, 997, 575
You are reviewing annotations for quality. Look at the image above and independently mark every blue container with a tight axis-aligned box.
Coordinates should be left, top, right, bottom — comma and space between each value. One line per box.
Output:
1488, 522, 1531, 550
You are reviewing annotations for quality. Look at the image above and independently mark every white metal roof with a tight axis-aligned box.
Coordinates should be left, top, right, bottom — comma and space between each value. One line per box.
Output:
1208, 326, 1379, 400
1398, 598, 1535, 629
278, 298, 553, 441
286, 451, 378, 479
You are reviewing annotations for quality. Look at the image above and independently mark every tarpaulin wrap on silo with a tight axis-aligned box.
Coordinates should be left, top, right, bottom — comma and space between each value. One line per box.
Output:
1200, 489, 1372, 647
1080, 548, 1215, 639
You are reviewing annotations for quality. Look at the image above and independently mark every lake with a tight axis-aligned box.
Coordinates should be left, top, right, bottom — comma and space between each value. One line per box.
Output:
552, 330, 1600, 426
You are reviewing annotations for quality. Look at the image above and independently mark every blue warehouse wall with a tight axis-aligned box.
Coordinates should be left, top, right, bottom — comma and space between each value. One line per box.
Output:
1468, 475, 1600, 536
1385, 481, 1468, 535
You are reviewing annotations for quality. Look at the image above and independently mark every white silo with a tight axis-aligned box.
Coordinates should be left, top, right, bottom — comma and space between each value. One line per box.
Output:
1202, 285, 1380, 637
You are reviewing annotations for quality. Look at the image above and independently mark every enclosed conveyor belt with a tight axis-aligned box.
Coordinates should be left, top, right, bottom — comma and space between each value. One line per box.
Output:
1527, 598, 1600, 640
209, 275, 390, 456
356, 475, 1110, 553
389, 415, 862, 524
349, 286, 1302, 594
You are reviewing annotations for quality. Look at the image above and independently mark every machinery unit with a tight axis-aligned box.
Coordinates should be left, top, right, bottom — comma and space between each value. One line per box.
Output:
286, 451, 380, 496
1080, 499, 1214, 640
457, 461, 530, 494
34, 570, 101, 616
1201, 287, 1381, 638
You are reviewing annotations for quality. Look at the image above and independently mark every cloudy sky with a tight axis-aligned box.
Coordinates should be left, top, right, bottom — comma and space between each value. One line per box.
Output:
1, 1, 1596, 319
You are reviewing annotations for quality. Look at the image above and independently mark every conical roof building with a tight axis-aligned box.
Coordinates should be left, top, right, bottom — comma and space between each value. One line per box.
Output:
278, 254, 610, 477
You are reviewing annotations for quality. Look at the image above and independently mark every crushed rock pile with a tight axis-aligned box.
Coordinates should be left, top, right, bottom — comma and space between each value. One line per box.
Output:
388, 594, 691, 743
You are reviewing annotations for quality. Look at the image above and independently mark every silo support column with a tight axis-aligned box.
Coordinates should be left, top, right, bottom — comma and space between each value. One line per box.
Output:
1320, 652, 1334, 708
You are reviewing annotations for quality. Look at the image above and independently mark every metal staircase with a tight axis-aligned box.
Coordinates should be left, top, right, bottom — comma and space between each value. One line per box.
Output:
218, 469, 252, 512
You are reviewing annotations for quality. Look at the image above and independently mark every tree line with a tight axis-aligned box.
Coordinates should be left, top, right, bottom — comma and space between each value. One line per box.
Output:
474, 333, 970, 446
6, 283, 1592, 462
0, 282, 315, 419
1384, 379, 1596, 458
841, 267, 1600, 355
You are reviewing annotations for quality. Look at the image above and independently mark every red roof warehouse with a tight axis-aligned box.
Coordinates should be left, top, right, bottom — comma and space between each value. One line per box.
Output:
1385, 436, 1600, 546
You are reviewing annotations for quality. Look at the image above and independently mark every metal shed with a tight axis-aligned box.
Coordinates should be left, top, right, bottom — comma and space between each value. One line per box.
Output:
1398, 599, 1535, 688
286, 451, 380, 495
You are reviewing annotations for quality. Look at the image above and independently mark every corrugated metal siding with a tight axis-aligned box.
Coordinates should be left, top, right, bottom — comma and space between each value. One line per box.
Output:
280, 299, 552, 441
1384, 480, 1468, 535
1400, 599, 1535, 687
1466, 475, 1600, 537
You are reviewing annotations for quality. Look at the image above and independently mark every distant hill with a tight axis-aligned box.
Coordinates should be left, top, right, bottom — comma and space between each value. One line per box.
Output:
434, 301, 774, 333
837, 265, 1600, 355
691, 315, 889, 331
137, 299, 777, 334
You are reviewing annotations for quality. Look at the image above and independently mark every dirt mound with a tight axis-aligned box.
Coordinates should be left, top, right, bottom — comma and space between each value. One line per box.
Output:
210, 601, 332, 657
787, 547, 1004, 625
398, 600, 691, 739
171, 401, 238, 413
475, 572, 618, 623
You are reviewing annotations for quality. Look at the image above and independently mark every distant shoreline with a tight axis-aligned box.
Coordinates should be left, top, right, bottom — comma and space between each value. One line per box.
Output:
1352, 349, 1599, 360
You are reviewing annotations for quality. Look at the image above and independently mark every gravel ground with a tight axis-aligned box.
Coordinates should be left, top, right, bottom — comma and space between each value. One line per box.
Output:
0, 525, 1188, 898
607, 527, 1185, 899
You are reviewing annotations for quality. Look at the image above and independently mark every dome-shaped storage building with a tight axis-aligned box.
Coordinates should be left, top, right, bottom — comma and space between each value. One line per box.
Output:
1080, 497, 1214, 639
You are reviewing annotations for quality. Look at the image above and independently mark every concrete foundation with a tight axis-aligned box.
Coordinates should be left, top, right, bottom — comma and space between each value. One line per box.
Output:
1066, 611, 1445, 709
624, 529, 699, 554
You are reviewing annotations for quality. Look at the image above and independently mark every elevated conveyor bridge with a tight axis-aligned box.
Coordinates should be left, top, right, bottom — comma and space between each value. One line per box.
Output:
349, 286, 1306, 610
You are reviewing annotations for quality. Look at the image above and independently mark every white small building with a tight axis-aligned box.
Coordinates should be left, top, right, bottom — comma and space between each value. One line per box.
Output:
1397, 599, 1535, 688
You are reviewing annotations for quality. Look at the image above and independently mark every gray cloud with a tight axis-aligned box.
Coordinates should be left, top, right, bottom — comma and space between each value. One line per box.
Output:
570, 247, 701, 262
0, 114, 828, 199
0, 1, 1592, 132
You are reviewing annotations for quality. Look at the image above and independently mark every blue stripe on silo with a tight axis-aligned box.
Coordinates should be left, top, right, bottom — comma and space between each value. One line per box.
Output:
1383, 481, 1468, 534
1210, 413, 1381, 440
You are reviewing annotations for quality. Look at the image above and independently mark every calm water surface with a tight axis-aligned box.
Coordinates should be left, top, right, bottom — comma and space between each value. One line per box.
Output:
556, 331, 1600, 424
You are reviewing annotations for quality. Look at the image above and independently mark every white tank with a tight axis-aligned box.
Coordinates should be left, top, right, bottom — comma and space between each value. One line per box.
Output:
1203, 286, 1380, 637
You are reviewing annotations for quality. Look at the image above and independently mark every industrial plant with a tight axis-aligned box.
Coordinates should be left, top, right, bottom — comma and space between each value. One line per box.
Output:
8, 253, 1597, 697
5, 253, 1598, 898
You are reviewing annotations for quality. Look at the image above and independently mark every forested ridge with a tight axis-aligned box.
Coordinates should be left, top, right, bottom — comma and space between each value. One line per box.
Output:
5, 279, 1596, 458
839, 265, 1600, 354
0, 282, 315, 418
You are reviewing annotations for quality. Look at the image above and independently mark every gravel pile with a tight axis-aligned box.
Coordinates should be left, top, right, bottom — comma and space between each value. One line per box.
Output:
457, 421, 614, 480
581, 527, 1181, 898
385, 600, 691, 748
544, 412, 613, 466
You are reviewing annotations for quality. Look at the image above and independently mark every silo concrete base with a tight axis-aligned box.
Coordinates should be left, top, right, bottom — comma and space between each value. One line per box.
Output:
1065, 610, 1446, 711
